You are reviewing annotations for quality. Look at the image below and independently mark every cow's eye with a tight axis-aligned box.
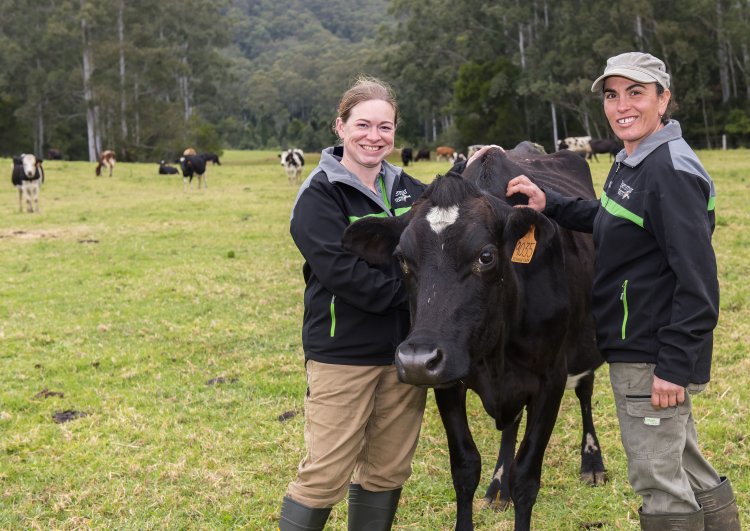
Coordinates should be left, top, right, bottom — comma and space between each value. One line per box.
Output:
478, 247, 496, 267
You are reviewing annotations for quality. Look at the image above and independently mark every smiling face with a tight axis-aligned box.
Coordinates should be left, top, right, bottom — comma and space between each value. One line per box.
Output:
603, 76, 671, 155
335, 98, 396, 177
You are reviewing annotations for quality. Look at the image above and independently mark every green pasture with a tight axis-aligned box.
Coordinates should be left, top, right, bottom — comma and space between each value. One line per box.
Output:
1, 149, 748, 530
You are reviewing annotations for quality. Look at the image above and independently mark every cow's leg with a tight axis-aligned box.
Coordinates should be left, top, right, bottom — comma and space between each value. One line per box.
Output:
482, 414, 521, 511
18, 188, 22, 212
575, 371, 606, 485
434, 385, 480, 531
510, 375, 565, 531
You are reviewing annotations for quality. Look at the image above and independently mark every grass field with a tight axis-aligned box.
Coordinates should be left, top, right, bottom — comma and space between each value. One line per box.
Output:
1, 149, 748, 530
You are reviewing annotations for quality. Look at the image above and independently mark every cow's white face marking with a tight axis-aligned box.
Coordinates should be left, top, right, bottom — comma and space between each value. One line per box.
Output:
565, 370, 591, 390
426, 205, 459, 234
22, 154, 37, 178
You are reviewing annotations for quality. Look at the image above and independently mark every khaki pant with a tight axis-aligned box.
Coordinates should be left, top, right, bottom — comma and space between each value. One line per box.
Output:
286, 360, 427, 508
609, 363, 721, 514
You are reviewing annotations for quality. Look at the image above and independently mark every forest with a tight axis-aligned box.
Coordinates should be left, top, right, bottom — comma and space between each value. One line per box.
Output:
1, 0, 749, 161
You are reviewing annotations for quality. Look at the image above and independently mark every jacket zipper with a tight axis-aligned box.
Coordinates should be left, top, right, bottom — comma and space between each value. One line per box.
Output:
620, 280, 629, 340
329, 295, 336, 337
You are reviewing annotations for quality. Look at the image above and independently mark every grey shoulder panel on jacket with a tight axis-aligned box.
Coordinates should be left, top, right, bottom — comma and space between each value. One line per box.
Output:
667, 138, 715, 198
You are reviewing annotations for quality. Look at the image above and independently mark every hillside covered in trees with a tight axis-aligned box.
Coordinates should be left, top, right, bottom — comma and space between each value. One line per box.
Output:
1, 0, 748, 161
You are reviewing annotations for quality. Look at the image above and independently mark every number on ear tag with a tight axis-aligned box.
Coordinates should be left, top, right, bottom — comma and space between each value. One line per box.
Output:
511, 225, 537, 264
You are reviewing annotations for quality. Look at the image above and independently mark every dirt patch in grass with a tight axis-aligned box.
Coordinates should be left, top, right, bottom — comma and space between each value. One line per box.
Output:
0, 227, 95, 241
52, 410, 88, 423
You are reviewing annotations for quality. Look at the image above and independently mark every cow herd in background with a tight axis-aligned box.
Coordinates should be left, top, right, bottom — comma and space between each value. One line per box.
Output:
8, 137, 620, 213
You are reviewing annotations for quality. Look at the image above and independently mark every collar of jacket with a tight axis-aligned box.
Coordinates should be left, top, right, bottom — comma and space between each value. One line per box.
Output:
617, 119, 682, 168
318, 146, 403, 209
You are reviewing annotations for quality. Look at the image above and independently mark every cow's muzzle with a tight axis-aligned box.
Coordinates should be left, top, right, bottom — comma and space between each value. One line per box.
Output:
395, 340, 468, 387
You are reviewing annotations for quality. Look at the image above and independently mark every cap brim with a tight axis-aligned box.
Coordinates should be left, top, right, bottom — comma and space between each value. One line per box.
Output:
590, 67, 661, 93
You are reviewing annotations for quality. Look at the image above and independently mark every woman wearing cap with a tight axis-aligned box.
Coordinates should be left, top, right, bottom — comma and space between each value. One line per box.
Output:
504, 52, 740, 530
278, 76, 427, 530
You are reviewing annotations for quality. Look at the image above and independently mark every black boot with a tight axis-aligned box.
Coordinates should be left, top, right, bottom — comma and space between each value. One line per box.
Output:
638, 506, 704, 530
279, 496, 331, 531
347, 484, 401, 531
694, 476, 741, 531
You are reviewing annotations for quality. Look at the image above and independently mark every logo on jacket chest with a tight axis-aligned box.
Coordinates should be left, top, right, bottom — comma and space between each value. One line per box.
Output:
617, 181, 634, 200
394, 189, 411, 203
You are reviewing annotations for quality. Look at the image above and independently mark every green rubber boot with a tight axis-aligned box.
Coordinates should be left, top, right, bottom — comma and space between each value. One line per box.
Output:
347, 484, 401, 531
638, 506, 704, 530
694, 476, 741, 531
279, 496, 331, 531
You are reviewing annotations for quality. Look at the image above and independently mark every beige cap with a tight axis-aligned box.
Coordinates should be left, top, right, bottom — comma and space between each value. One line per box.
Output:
591, 52, 670, 93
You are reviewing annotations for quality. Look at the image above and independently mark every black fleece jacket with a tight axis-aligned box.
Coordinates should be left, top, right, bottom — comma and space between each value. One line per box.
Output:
544, 121, 719, 386
290, 146, 426, 365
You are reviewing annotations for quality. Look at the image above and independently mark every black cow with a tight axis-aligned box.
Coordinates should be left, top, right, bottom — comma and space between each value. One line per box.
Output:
47, 148, 63, 160
179, 154, 207, 190
158, 160, 179, 175
413, 148, 430, 162
343, 147, 605, 530
401, 147, 413, 167
199, 152, 221, 165
588, 138, 621, 162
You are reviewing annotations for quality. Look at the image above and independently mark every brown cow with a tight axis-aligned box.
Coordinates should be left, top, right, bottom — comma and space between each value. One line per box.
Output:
183, 147, 197, 156
436, 145, 456, 161
95, 150, 116, 177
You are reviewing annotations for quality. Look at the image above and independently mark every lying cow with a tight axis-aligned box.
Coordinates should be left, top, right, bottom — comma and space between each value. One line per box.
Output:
200, 152, 221, 165
588, 138, 621, 162
449, 152, 467, 164
344, 147, 605, 530
401, 147, 413, 167
436, 145, 456, 161
11, 154, 45, 213
95, 150, 116, 177
279, 148, 304, 185
179, 154, 207, 190
158, 160, 179, 175
557, 136, 592, 158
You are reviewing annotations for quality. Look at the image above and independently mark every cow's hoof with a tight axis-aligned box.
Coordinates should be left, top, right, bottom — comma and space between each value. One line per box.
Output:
581, 470, 608, 485
480, 495, 511, 512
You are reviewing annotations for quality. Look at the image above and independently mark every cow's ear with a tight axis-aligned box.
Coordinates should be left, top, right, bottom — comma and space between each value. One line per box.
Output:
343, 214, 410, 266
502, 207, 558, 264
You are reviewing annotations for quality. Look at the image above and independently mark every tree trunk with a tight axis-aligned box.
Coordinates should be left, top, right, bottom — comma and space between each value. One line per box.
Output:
81, 0, 98, 161
35, 100, 44, 156
118, 0, 128, 154
179, 44, 191, 121
717, 0, 731, 103
551, 102, 558, 151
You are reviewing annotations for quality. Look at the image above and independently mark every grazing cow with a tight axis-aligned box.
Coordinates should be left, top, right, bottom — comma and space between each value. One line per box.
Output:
413, 148, 430, 162
343, 147, 605, 530
401, 147, 413, 167
47, 148, 63, 160
436, 145, 456, 161
449, 152, 467, 164
11, 154, 45, 213
588, 138, 621, 162
158, 160, 179, 175
279, 148, 305, 185
95, 150, 116, 177
179, 154, 207, 190
200, 152, 221, 165
557, 136, 592, 158
467, 144, 485, 158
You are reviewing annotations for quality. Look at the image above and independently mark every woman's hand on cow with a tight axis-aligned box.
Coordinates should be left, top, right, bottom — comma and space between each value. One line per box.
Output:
466, 144, 503, 168
507, 175, 546, 212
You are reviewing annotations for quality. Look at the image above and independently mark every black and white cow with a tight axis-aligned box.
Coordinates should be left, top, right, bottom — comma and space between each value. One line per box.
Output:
158, 160, 179, 175
449, 152, 467, 164
401, 147, 413, 167
588, 138, 622, 162
467, 144, 485, 158
279, 148, 304, 185
199, 152, 221, 165
343, 147, 605, 530
179, 154, 207, 190
557, 136, 592, 158
11, 154, 44, 213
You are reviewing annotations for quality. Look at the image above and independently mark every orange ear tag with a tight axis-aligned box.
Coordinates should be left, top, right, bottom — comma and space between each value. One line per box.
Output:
511, 225, 537, 264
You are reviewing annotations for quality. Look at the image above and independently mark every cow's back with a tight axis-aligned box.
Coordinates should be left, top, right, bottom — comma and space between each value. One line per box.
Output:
507, 149, 596, 200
